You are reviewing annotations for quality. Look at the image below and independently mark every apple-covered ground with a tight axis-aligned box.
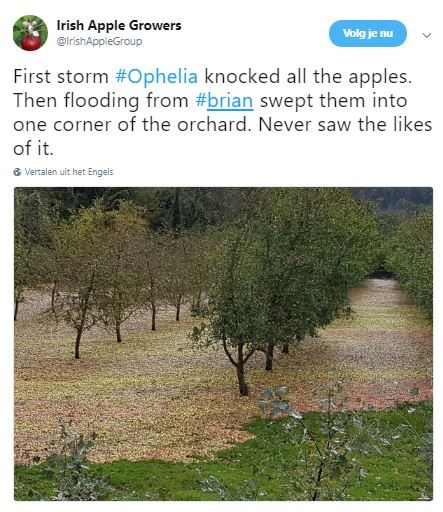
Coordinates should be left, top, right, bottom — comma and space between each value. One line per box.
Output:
14, 279, 432, 464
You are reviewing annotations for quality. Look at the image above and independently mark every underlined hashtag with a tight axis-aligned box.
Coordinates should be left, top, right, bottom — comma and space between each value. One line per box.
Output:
195, 93, 206, 107
115, 69, 127, 83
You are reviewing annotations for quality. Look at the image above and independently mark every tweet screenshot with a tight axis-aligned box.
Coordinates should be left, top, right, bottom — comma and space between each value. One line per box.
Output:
1, 1, 440, 510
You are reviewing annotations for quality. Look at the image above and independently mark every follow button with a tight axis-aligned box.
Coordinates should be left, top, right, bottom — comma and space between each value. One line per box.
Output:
330, 20, 407, 47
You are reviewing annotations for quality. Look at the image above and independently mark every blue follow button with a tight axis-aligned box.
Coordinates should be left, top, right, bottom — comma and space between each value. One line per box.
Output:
330, 20, 407, 47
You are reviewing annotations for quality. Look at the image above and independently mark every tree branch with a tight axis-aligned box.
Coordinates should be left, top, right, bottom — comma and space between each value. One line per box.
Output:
222, 337, 237, 367
244, 348, 255, 364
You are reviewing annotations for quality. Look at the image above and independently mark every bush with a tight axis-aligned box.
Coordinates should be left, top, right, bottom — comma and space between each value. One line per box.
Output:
41, 419, 113, 501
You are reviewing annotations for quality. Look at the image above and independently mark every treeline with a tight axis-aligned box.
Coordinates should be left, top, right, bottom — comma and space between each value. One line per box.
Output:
15, 193, 216, 358
385, 209, 433, 319
357, 187, 433, 212
14, 187, 432, 394
31, 186, 433, 219
31, 187, 250, 231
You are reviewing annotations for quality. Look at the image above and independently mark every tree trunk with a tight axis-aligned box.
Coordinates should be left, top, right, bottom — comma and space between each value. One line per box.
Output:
51, 280, 57, 313
237, 344, 249, 396
151, 302, 156, 331
115, 321, 122, 343
75, 328, 82, 359
73, 271, 95, 359
282, 343, 289, 354
265, 343, 274, 371
221, 339, 252, 397
14, 299, 19, 321
175, 295, 182, 321
236, 362, 249, 396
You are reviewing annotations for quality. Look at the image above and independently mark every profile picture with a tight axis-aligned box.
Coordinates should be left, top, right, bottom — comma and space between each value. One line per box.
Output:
13, 15, 48, 51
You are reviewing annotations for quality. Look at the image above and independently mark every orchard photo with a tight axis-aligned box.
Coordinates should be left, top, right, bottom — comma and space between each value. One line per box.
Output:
14, 187, 432, 501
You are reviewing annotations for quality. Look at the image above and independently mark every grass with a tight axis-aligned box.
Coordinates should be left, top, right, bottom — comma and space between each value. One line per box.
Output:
15, 401, 432, 501
14, 280, 433, 500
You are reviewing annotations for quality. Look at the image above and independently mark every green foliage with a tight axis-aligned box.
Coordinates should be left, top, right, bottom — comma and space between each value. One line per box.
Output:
200, 396, 432, 502
255, 383, 380, 500
250, 188, 379, 338
138, 187, 250, 231
91, 201, 147, 341
15, 402, 432, 501
14, 190, 55, 317
33, 187, 249, 230
162, 230, 217, 319
50, 199, 220, 349
192, 189, 379, 393
385, 209, 432, 318
32, 419, 113, 501
384, 388, 432, 500
14, 188, 221, 353
50, 200, 111, 356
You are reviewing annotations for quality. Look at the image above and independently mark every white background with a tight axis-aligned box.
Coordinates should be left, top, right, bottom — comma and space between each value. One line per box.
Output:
0, 1, 440, 511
